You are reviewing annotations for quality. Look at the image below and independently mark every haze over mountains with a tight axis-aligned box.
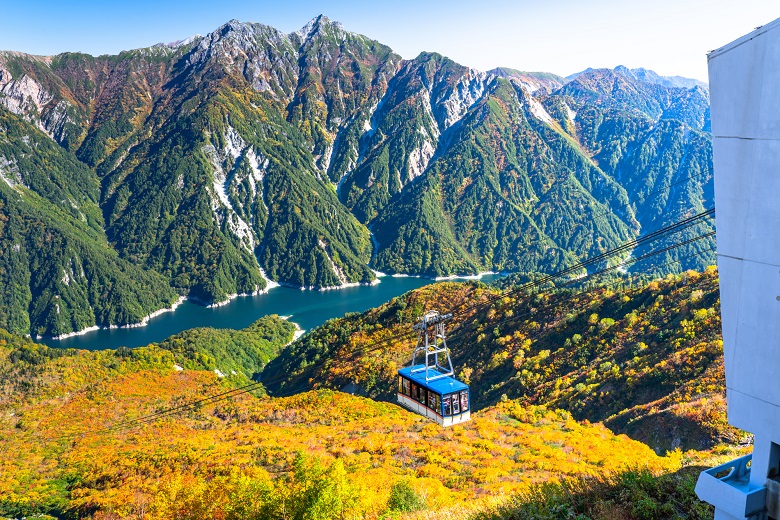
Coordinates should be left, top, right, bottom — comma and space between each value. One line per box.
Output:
0, 15, 713, 337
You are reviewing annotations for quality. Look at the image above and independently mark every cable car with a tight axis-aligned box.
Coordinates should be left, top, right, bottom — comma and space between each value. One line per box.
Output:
397, 311, 471, 426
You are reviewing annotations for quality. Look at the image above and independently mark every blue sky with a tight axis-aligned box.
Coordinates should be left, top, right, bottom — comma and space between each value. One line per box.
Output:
0, 0, 776, 81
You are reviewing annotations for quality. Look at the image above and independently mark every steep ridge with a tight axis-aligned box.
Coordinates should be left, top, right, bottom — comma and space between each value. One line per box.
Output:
551, 68, 714, 274
287, 15, 402, 180
0, 19, 378, 302
0, 107, 178, 336
96, 19, 376, 294
569, 65, 708, 91
339, 52, 493, 223
370, 76, 638, 276
489, 68, 566, 93
356, 62, 712, 277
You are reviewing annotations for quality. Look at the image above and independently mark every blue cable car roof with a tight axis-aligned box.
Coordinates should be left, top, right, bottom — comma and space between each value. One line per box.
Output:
398, 365, 468, 394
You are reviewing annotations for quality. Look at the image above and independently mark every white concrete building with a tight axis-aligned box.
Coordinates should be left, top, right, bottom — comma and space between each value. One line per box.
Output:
696, 16, 780, 520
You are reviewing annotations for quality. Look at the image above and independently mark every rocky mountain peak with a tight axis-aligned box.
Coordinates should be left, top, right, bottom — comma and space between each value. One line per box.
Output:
184, 18, 295, 80
561, 67, 615, 93
292, 14, 347, 47
211, 18, 261, 42
571, 65, 707, 92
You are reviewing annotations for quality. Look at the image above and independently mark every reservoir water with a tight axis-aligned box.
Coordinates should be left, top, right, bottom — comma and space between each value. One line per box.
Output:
40, 274, 503, 351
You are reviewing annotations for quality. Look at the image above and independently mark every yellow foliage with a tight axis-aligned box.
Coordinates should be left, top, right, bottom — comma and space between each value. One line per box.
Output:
0, 350, 681, 519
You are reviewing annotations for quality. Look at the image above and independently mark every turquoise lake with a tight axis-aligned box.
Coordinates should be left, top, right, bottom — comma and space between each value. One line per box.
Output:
40, 274, 503, 350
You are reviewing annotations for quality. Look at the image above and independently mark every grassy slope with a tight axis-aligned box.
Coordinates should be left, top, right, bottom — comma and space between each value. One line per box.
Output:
468, 466, 714, 520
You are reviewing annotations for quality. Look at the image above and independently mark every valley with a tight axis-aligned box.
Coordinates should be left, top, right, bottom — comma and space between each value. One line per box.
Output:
41, 273, 501, 351
0, 16, 712, 338
0, 11, 734, 520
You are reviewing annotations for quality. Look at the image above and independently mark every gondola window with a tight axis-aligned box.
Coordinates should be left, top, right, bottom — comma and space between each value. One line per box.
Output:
443, 395, 452, 416
460, 391, 469, 412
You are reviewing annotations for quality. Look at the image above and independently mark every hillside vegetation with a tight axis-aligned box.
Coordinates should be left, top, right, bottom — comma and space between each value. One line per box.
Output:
469, 466, 714, 520
154, 314, 297, 383
0, 108, 179, 337
1, 327, 680, 519
264, 267, 738, 452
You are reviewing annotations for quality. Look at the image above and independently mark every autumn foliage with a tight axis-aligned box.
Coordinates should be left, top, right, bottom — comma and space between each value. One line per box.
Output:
2, 339, 678, 518
265, 268, 734, 452
0, 268, 739, 519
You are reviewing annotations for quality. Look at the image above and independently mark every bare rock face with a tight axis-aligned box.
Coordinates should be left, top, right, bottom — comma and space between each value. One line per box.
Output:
336, 53, 498, 216
39, 100, 77, 143
0, 155, 24, 189
0, 73, 53, 116
434, 68, 494, 130
185, 19, 299, 100
0, 66, 11, 88
0, 64, 80, 144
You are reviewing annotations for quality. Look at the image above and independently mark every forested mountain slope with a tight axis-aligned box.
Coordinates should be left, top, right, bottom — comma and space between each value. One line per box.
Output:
264, 268, 735, 452
0, 15, 713, 336
0, 108, 178, 336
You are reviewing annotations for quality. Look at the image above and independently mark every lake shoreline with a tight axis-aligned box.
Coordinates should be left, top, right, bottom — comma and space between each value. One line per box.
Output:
280, 316, 306, 346
386, 271, 502, 281
37, 273, 506, 350
39, 296, 188, 341
40, 277, 382, 342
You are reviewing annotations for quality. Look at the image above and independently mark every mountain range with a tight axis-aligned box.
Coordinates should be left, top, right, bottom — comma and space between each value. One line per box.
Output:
0, 15, 713, 337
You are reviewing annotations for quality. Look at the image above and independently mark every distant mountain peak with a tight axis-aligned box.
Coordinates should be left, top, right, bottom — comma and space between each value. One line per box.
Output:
626, 66, 707, 90
294, 14, 345, 42
568, 66, 707, 91
154, 34, 202, 50
489, 68, 565, 94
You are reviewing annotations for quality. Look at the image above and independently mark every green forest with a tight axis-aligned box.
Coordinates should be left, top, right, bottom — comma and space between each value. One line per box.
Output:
0, 16, 712, 336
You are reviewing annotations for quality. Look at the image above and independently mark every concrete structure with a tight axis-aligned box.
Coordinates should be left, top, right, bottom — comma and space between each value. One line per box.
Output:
696, 16, 780, 520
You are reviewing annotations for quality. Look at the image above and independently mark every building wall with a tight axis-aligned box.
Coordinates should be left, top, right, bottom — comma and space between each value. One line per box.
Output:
709, 16, 780, 485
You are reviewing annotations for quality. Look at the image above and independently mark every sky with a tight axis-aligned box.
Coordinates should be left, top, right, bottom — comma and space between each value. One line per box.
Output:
0, 0, 776, 82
